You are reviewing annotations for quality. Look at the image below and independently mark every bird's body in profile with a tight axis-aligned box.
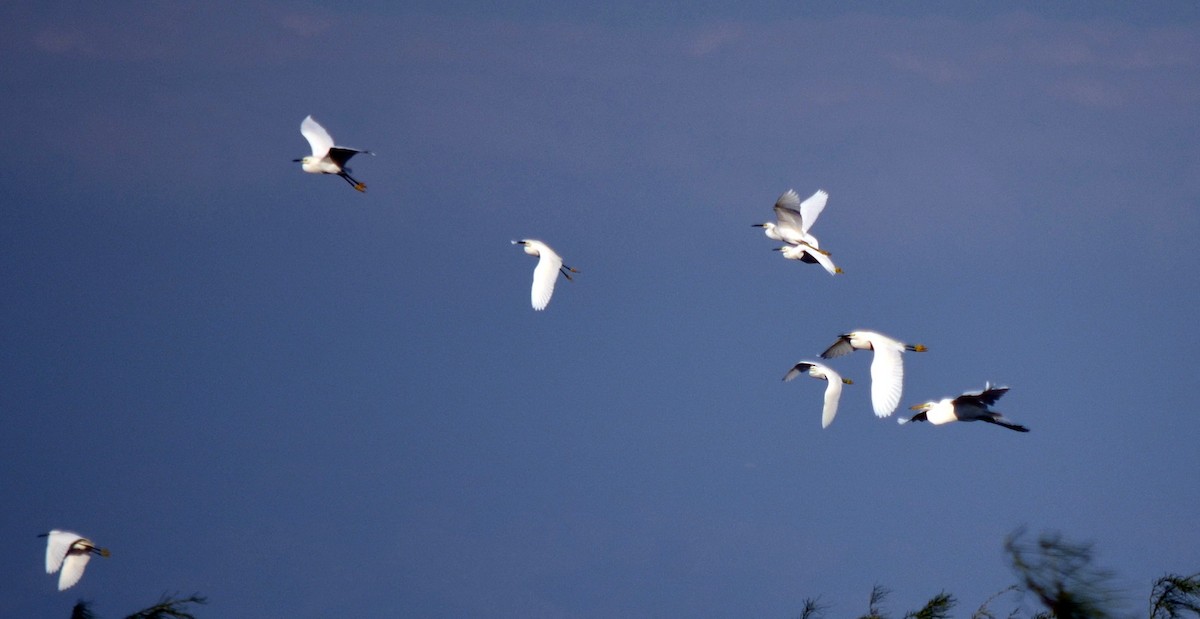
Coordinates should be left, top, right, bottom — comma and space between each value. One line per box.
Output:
294, 115, 373, 192
783, 361, 853, 428
901, 383, 1029, 432
40, 530, 109, 591
821, 330, 927, 417
776, 242, 843, 275
512, 239, 578, 311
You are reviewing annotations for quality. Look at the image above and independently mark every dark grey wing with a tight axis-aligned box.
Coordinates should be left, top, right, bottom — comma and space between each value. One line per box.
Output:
783, 362, 814, 382
328, 147, 369, 167
955, 384, 1009, 408
820, 336, 854, 359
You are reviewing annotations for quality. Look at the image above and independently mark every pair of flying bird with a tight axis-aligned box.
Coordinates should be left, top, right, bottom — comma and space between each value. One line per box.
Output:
786, 330, 1029, 432
754, 188, 843, 275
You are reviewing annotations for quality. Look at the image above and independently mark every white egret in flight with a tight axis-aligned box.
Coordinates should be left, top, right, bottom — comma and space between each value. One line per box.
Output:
754, 189, 829, 247
821, 331, 927, 417
294, 115, 373, 192
512, 239, 578, 311
775, 242, 843, 275
900, 383, 1029, 432
39, 530, 109, 591
783, 361, 853, 428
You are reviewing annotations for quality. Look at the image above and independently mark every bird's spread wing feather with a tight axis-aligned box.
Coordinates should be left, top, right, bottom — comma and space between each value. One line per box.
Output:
957, 384, 1009, 408
327, 147, 366, 168
57, 551, 91, 591
530, 251, 563, 311
869, 345, 904, 417
774, 189, 801, 211
821, 368, 844, 428
783, 362, 813, 382
45, 530, 81, 574
798, 189, 829, 235
300, 115, 334, 157
820, 336, 855, 359
805, 245, 841, 276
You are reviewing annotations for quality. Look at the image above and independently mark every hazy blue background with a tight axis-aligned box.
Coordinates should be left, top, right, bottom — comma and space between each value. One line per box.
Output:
2, 2, 1197, 617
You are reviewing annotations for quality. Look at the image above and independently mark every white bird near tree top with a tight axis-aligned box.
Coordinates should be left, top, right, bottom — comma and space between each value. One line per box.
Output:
900, 383, 1030, 432
294, 115, 373, 192
820, 330, 927, 417
512, 239, 578, 311
39, 529, 110, 591
783, 361, 853, 428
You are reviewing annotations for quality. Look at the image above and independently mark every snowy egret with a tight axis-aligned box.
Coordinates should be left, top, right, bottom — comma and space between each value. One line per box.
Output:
775, 242, 843, 275
39, 530, 109, 591
753, 189, 829, 247
783, 361, 853, 428
820, 331, 927, 417
900, 383, 1029, 432
293, 115, 373, 192
512, 240, 578, 311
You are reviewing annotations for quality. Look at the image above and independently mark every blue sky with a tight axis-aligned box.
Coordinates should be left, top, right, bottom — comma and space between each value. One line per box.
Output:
2, 2, 1198, 617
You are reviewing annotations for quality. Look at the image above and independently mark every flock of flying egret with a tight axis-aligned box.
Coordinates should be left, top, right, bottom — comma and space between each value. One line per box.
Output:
38, 114, 1029, 592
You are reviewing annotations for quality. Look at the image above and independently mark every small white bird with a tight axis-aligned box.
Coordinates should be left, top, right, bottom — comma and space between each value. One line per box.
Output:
512, 239, 578, 311
754, 189, 829, 248
820, 331, 927, 417
39, 530, 109, 591
775, 242, 843, 275
783, 361, 854, 428
900, 383, 1029, 432
293, 115, 373, 192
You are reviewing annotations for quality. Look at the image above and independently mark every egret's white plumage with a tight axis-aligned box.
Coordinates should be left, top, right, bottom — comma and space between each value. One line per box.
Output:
754, 189, 829, 247
900, 383, 1029, 432
820, 330, 927, 417
512, 239, 578, 311
776, 242, 843, 275
294, 115, 373, 192
40, 530, 109, 591
783, 361, 853, 428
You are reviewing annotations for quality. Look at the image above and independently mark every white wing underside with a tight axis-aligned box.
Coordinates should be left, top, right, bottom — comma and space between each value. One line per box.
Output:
58, 552, 91, 590
821, 371, 844, 428
531, 253, 562, 311
301, 115, 334, 157
869, 345, 904, 417
805, 246, 840, 275
799, 190, 828, 234
45, 530, 82, 573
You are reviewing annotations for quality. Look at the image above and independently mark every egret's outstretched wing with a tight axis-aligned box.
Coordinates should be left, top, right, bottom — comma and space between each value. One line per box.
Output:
798, 189, 829, 235
57, 552, 91, 591
783, 362, 813, 383
300, 115, 334, 157
956, 384, 1009, 408
328, 147, 370, 168
820, 367, 845, 428
869, 345, 904, 417
530, 251, 563, 311
773, 199, 806, 244
44, 530, 81, 574
820, 336, 855, 359
803, 244, 841, 276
